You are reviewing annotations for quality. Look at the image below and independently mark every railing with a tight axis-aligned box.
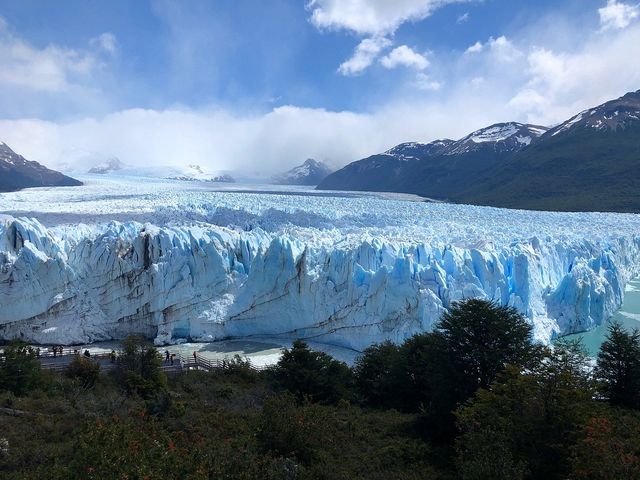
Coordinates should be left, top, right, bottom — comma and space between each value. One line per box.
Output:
177, 354, 268, 372
1, 348, 269, 374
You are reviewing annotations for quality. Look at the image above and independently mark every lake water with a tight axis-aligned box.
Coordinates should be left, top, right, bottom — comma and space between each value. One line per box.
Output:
66, 336, 360, 368
562, 279, 640, 355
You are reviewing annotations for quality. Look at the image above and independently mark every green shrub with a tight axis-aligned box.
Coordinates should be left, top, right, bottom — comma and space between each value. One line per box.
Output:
114, 335, 167, 398
64, 356, 100, 388
273, 340, 354, 404
0, 341, 43, 396
455, 341, 596, 480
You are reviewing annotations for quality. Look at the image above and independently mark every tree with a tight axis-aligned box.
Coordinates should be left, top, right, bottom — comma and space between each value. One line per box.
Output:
437, 299, 541, 391
595, 322, 640, 408
65, 356, 100, 388
570, 409, 640, 480
272, 340, 353, 404
456, 340, 596, 480
417, 299, 541, 438
353, 341, 402, 408
114, 335, 166, 398
0, 341, 43, 396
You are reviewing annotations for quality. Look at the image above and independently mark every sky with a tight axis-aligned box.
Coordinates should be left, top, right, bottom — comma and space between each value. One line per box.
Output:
0, 0, 639, 177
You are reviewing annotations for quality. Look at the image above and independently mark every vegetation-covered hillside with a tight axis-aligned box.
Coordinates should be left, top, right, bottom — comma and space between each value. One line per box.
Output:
1, 300, 639, 479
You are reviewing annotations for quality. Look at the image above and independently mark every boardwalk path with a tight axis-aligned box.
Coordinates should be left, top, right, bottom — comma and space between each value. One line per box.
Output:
34, 348, 266, 375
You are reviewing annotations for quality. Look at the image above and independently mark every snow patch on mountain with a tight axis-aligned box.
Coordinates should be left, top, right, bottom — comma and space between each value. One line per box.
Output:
272, 159, 333, 185
548, 90, 640, 137
470, 124, 520, 143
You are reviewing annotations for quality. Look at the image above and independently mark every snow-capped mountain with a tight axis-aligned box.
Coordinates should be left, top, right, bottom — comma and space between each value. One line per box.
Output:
317, 122, 547, 196
165, 164, 235, 183
384, 140, 455, 160
0, 142, 82, 192
382, 123, 547, 161
88, 157, 125, 174
318, 89, 640, 212
547, 90, 640, 137
84, 160, 235, 183
445, 122, 548, 155
272, 159, 333, 185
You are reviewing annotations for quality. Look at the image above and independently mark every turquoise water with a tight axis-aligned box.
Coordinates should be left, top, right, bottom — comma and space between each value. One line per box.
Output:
562, 279, 640, 356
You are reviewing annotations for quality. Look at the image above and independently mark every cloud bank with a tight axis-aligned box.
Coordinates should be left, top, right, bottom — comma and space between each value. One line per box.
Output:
0, 2, 639, 178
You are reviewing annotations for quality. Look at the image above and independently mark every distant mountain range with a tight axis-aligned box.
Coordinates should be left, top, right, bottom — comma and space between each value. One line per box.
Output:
0, 142, 82, 193
318, 90, 640, 212
272, 159, 333, 185
87, 159, 235, 183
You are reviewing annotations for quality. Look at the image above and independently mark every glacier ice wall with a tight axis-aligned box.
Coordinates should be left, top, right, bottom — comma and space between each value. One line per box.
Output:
1, 216, 639, 349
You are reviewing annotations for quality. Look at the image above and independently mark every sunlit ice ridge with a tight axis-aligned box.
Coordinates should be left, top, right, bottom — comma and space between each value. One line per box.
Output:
1, 175, 639, 350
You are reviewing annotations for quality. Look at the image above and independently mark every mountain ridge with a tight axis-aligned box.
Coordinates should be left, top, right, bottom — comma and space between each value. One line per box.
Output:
272, 158, 333, 185
0, 142, 82, 193
318, 90, 640, 212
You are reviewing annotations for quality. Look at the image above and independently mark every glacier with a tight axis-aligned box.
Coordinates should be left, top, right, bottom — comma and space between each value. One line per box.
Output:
1, 175, 639, 350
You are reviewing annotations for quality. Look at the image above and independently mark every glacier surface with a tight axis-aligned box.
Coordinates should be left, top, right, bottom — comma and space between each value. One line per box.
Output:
1, 175, 639, 350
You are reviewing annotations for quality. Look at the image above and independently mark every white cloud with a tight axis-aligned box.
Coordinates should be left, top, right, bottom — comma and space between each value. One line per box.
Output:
0, 96, 507, 177
337, 36, 391, 75
465, 41, 483, 53
457, 12, 470, 24
0, 21, 106, 93
307, 0, 469, 36
599, 0, 640, 30
91, 32, 118, 55
380, 45, 429, 69
414, 72, 441, 90
508, 24, 640, 124
464, 36, 522, 62
2, 2, 640, 179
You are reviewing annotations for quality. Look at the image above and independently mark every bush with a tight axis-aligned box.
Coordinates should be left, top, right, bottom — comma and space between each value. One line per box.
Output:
0, 341, 43, 396
455, 341, 596, 480
257, 392, 439, 479
64, 356, 100, 388
221, 354, 261, 382
353, 341, 402, 408
114, 335, 166, 398
570, 409, 640, 480
273, 340, 354, 404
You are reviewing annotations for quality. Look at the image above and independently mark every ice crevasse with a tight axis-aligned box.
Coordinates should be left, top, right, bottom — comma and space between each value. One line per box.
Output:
1, 216, 639, 350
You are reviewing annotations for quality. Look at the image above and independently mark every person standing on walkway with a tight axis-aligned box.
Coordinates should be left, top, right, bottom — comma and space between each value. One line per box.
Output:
165, 350, 170, 362
193, 350, 197, 363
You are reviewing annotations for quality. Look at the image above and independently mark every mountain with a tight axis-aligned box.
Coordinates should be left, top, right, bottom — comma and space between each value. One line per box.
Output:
85, 160, 235, 183
463, 90, 640, 212
88, 157, 125, 174
0, 142, 82, 193
317, 123, 547, 197
318, 90, 640, 212
165, 164, 235, 183
272, 159, 333, 185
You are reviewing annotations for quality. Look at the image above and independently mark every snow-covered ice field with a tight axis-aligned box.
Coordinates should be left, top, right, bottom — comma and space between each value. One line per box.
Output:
1, 174, 640, 351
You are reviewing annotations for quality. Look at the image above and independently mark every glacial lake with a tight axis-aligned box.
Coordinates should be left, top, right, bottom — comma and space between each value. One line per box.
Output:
562, 279, 640, 355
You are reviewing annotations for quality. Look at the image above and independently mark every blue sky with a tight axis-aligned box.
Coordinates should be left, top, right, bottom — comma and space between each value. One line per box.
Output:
0, 0, 638, 175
